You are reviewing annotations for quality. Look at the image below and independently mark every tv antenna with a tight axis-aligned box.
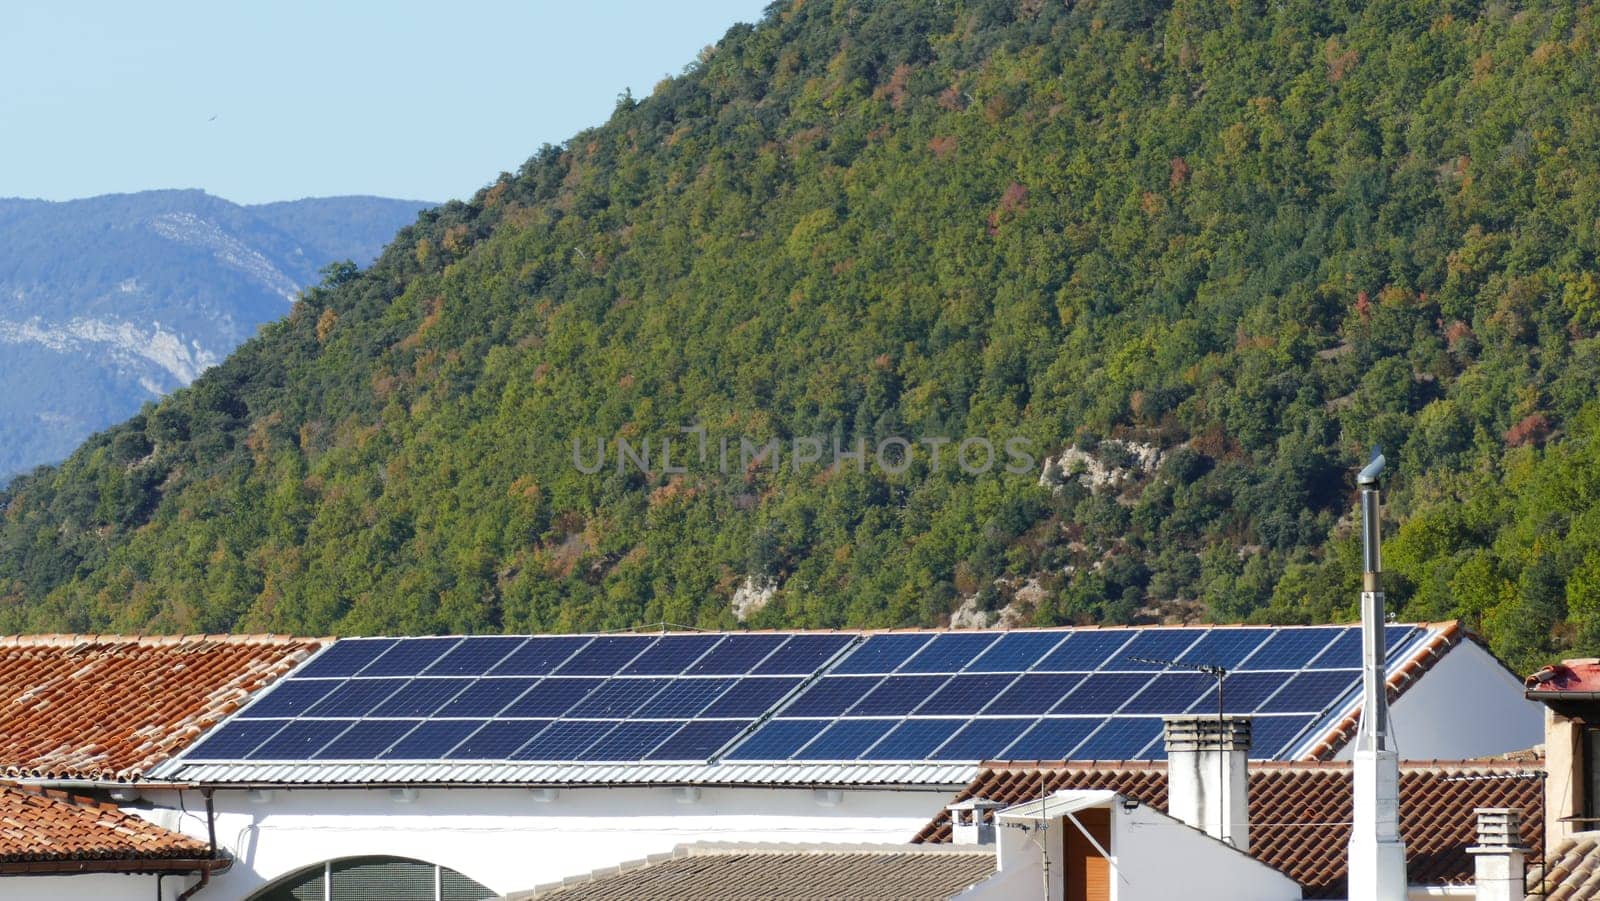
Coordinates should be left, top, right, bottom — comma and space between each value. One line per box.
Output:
1129, 653, 1232, 839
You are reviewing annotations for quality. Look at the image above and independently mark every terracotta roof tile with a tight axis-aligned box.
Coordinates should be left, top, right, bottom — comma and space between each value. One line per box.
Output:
1528, 833, 1600, 899
0, 634, 325, 781
508, 843, 996, 901
915, 759, 1543, 898
0, 781, 212, 868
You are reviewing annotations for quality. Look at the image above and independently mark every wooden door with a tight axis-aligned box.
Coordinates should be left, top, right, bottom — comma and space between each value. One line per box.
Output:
1063, 807, 1111, 901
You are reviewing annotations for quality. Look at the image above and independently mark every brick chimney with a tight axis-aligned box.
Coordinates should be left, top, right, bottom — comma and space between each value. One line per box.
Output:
1164, 715, 1251, 851
1469, 807, 1528, 901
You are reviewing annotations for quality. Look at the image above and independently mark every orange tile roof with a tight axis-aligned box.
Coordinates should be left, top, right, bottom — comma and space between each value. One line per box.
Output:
0, 634, 325, 781
915, 758, 1544, 898
0, 781, 217, 872
1528, 832, 1600, 898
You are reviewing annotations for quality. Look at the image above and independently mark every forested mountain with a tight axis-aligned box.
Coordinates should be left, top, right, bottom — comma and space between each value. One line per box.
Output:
3, 0, 1599, 672
0, 191, 432, 477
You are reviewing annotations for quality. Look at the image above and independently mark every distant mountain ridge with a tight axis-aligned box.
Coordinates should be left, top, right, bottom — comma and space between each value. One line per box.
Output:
0, 190, 431, 477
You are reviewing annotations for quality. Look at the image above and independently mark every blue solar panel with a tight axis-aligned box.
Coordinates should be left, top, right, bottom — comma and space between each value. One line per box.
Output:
966, 632, 1068, 672
424, 637, 528, 675
634, 679, 733, 718
647, 719, 752, 760
566, 679, 669, 718
899, 633, 1001, 673
986, 673, 1084, 716
830, 635, 934, 675
796, 719, 897, 759
1309, 626, 1416, 669
1176, 629, 1273, 670
314, 720, 420, 759
1003, 718, 1100, 759
932, 718, 1033, 760
1239, 627, 1341, 670
435, 679, 536, 717
1073, 717, 1163, 760
304, 679, 407, 717
371, 679, 472, 717
515, 721, 617, 760
251, 719, 352, 759
1035, 631, 1135, 671
579, 720, 685, 760
489, 637, 592, 675
244, 679, 340, 718
752, 634, 854, 675
296, 640, 397, 677
700, 677, 802, 718
552, 637, 655, 676
1113, 631, 1207, 671
361, 638, 462, 676
723, 719, 823, 760
1200, 672, 1292, 714
850, 675, 950, 716
863, 719, 964, 760
781, 676, 881, 717
500, 678, 596, 718
917, 674, 1019, 715
383, 720, 481, 759
188, 719, 287, 759
1119, 672, 1214, 714
449, 720, 549, 759
1057, 673, 1152, 714
1258, 670, 1358, 713
621, 635, 722, 675
1248, 715, 1317, 759
688, 635, 788, 675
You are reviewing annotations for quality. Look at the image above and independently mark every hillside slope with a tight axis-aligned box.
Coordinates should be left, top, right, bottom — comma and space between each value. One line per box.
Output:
0, 191, 431, 477
3, 0, 1599, 671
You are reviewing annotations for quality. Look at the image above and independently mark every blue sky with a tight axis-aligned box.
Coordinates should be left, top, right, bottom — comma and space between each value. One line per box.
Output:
1, 1, 772, 205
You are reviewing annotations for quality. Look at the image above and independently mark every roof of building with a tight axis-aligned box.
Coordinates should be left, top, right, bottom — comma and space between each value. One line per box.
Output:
1527, 831, 1600, 899
503, 842, 996, 901
915, 759, 1544, 899
153, 622, 1482, 787
1526, 658, 1600, 697
0, 781, 220, 874
0, 634, 325, 781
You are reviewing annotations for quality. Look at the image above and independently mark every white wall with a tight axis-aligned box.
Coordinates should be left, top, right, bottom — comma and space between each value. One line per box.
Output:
140, 784, 951, 900
3, 872, 185, 901
1332, 640, 1542, 761
954, 801, 1301, 901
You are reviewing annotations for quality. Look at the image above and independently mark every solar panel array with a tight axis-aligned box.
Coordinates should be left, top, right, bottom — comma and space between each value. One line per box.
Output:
183, 625, 1424, 766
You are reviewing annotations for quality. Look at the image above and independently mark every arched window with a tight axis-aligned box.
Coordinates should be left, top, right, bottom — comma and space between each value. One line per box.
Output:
249, 855, 494, 901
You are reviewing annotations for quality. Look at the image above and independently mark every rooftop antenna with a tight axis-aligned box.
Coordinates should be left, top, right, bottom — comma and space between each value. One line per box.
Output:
1130, 654, 1229, 841
1348, 447, 1407, 900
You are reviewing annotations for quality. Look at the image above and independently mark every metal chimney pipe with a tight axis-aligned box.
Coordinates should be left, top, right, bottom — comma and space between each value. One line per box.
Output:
1348, 449, 1408, 901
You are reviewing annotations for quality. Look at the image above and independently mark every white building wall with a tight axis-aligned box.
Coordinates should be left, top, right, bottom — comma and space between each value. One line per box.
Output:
4, 872, 187, 901
954, 800, 1301, 901
1331, 640, 1541, 762
141, 784, 951, 900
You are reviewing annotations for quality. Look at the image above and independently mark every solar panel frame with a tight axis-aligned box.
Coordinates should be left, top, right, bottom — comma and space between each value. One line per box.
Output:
898, 633, 1002, 673
303, 678, 409, 718
829, 634, 935, 675
861, 719, 964, 760
1110, 630, 1208, 671
848, 675, 951, 716
751, 634, 855, 675
1257, 669, 1360, 714
687, 634, 788, 675
423, 637, 530, 676
313, 719, 421, 760
564, 678, 671, 718
551, 636, 658, 676
382, 720, 482, 759
513, 720, 618, 761
1054, 672, 1154, 714
295, 639, 398, 678
434, 678, 538, 718
448, 720, 551, 760
699, 677, 804, 718
717, 719, 821, 760
187, 719, 290, 760
986, 673, 1085, 716
915, 673, 1020, 716
965, 632, 1069, 672
1001, 717, 1101, 760
779, 676, 882, 718
578, 720, 686, 761
620, 635, 724, 675
1034, 631, 1137, 672
1238, 627, 1343, 670
1247, 714, 1318, 759
1174, 629, 1274, 670
930, 718, 1033, 761
1071, 716, 1163, 760
1117, 672, 1215, 715
795, 718, 898, 760
250, 719, 354, 760
360, 638, 464, 677
648, 719, 754, 761
500, 678, 601, 718
488, 636, 594, 676
240, 679, 342, 719
633, 678, 735, 719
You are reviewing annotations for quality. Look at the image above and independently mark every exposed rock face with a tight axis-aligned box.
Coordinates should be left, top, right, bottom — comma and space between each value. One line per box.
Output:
1038, 440, 1165, 493
731, 576, 777, 622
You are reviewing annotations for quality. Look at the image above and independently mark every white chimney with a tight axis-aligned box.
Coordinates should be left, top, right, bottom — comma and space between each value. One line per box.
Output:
1348, 450, 1409, 901
1163, 714, 1251, 851
948, 798, 1005, 846
1469, 808, 1528, 901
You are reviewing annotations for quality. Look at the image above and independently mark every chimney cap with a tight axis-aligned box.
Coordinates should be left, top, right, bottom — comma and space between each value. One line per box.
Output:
947, 798, 1006, 812
1163, 715, 1253, 752
1468, 807, 1529, 853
